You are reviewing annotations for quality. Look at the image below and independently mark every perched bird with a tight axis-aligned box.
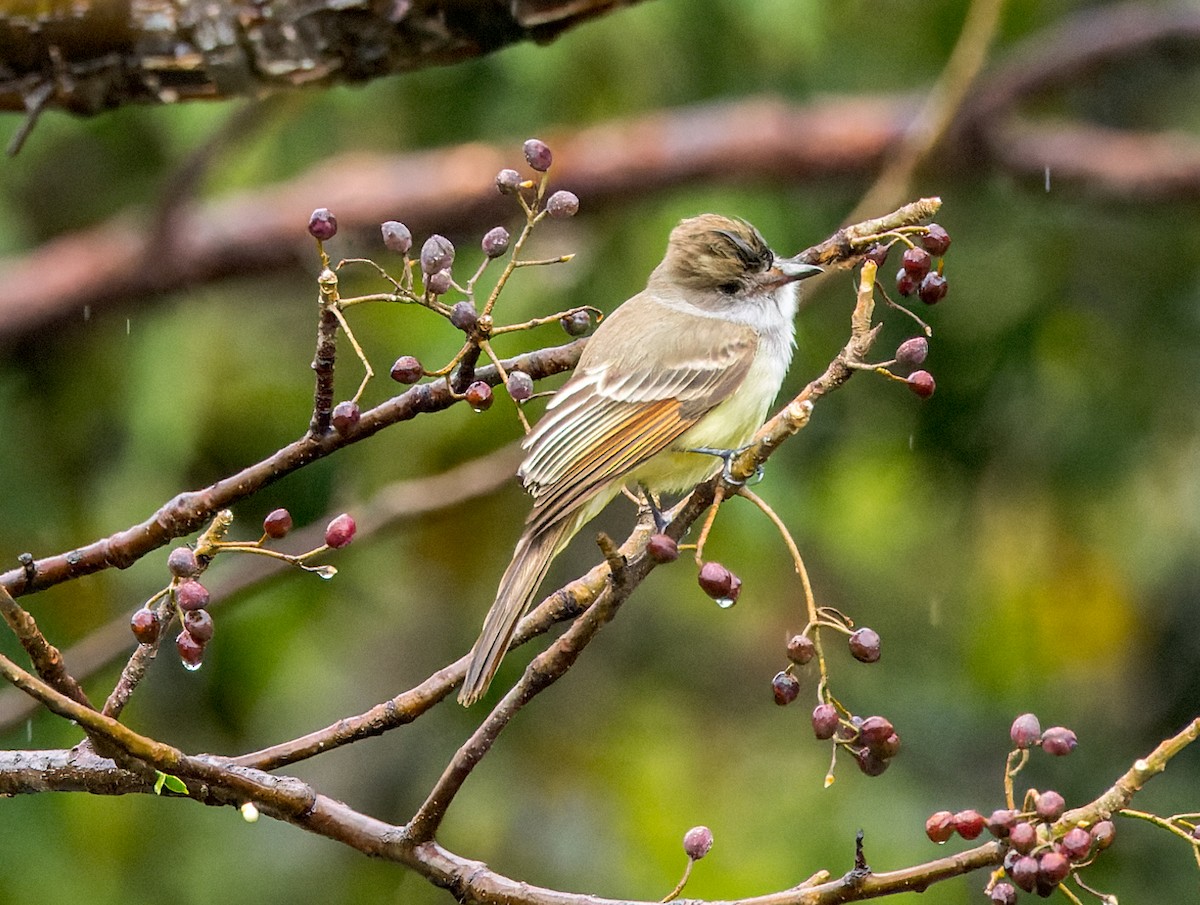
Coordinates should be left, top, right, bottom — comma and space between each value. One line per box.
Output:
459, 214, 821, 705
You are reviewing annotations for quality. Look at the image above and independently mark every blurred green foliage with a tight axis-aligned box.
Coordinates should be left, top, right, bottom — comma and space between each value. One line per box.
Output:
1, 1, 1199, 902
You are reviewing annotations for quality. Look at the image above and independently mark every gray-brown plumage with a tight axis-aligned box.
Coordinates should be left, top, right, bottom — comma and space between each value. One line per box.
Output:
459, 214, 821, 705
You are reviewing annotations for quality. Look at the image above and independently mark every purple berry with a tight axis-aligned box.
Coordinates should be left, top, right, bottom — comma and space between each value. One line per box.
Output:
546, 190, 579, 219
989, 881, 1018, 905
482, 226, 510, 258
907, 370, 936, 399
646, 533, 679, 563
1035, 789, 1065, 821
465, 381, 493, 412
902, 246, 931, 278
918, 271, 948, 305
176, 630, 205, 669
1090, 820, 1115, 850
523, 138, 552, 172
183, 608, 214, 644
381, 220, 412, 254
1059, 827, 1092, 861
325, 513, 357, 549
896, 267, 918, 297
1009, 855, 1039, 893
506, 371, 534, 402
921, 223, 951, 256
771, 670, 800, 706
986, 809, 1018, 839
697, 561, 741, 604
812, 703, 839, 740
786, 633, 815, 665
426, 268, 452, 296
307, 208, 337, 241
560, 310, 591, 336
449, 301, 478, 332
1037, 851, 1070, 888
855, 746, 890, 776
167, 546, 199, 579
895, 336, 928, 367
858, 715, 894, 747
1041, 726, 1078, 756
496, 168, 522, 195
390, 355, 423, 384
420, 234, 455, 275
1009, 822, 1037, 854
130, 607, 160, 645
682, 825, 713, 861
175, 579, 210, 612
863, 243, 890, 267
263, 508, 293, 538
331, 400, 361, 434
1011, 713, 1042, 749
848, 627, 881, 662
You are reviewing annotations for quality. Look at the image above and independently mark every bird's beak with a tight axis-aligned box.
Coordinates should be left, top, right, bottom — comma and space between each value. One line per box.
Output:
773, 257, 823, 283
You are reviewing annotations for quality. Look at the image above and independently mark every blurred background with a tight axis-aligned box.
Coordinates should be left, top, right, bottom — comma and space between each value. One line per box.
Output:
1, 0, 1198, 902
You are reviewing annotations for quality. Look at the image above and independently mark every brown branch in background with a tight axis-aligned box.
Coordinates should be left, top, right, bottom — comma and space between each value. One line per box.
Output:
0, 341, 583, 600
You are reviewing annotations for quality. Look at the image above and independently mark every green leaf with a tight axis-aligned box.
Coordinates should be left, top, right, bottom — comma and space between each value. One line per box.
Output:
153, 771, 189, 795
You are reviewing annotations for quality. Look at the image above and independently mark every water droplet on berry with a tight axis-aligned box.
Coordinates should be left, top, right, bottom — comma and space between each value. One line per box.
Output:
183, 659, 202, 672
715, 596, 737, 609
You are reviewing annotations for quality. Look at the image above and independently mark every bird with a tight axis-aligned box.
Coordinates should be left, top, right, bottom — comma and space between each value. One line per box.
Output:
459, 214, 822, 705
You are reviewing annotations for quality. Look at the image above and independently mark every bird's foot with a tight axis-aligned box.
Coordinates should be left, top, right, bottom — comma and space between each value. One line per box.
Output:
687, 446, 764, 486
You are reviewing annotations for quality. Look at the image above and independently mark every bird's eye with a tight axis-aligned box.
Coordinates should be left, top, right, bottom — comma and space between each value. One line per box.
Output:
718, 281, 741, 295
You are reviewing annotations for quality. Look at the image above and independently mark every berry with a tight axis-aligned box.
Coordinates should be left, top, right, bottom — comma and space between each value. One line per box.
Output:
176, 630, 205, 669
986, 809, 1019, 839
895, 336, 928, 367
697, 561, 741, 603
420, 234, 455, 275
895, 267, 918, 297
812, 703, 839, 740
381, 220, 412, 254
786, 633, 815, 665
918, 272, 948, 305
1036, 789, 1065, 822
925, 811, 955, 844
848, 627, 881, 662
331, 400, 361, 434
496, 168, 523, 195
263, 508, 292, 538
390, 355, 424, 384
858, 715, 894, 747
130, 607, 160, 645
546, 190, 579, 219
953, 810, 986, 840
921, 223, 952, 256
175, 579, 210, 612
1011, 713, 1042, 749
183, 608, 214, 644
1041, 726, 1078, 756
901, 246, 931, 278
465, 381, 493, 412
907, 370, 936, 399
989, 881, 1019, 905
1037, 851, 1069, 888
426, 268, 452, 296
523, 138, 552, 172
482, 226, 510, 258
771, 670, 800, 706
560, 310, 591, 336
307, 208, 337, 241
1009, 855, 1039, 893
863, 243, 890, 267
1090, 820, 1115, 850
450, 301, 478, 332
873, 731, 902, 759
646, 533, 679, 563
506, 371, 534, 402
167, 546, 199, 579
855, 746, 889, 776
1008, 821, 1037, 854
325, 513, 357, 549
1059, 827, 1092, 861
682, 825, 713, 861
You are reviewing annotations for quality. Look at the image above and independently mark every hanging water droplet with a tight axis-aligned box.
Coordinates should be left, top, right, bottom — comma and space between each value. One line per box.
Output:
183, 659, 203, 672
315, 564, 338, 580
715, 596, 737, 609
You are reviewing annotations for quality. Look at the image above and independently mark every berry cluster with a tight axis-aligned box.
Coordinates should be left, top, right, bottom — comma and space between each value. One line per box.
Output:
924, 714, 1109, 902
129, 509, 357, 670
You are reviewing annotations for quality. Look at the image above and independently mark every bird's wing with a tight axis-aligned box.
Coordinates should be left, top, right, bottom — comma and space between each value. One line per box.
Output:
519, 320, 758, 534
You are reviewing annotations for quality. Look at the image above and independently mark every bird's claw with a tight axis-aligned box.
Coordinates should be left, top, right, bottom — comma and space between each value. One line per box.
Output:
687, 445, 762, 487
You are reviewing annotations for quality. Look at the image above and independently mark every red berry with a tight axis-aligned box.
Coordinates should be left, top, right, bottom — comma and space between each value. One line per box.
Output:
167, 546, 199, 579
895, 336, 928, 367
325, 513, 356, 549
921, 223, 951, 256
263, 508, 293, 538
1090, 820, 1115, 850
130, 607, 160, 645
307, 208, 337, 241
848, 627, 881, 662
896, 267, 918, 296
863, 243, 890, 267
902, 246, 931, 278
465, 381, 493, 412
786, 633, 815, 665
646, 533, 679, 563
1041, 726, 1078, 756
175, 579, 210, 612
682, 825, 713, 861
873, 731, 901, 759
1011, 713, 1042, 749
1008, 855, 1039, 893
1036, 789, 1065, 821
986, 809, 1019, 839
925, 810, 955, 843
918, 272, 948, 305
330, 400, 360, 434
812, 703, 839, 740
390, 355, 424, 384
183, 608, 214, 644
859, 715, 894, 747
953, 809, 986, 840
1009, 821, 1037, 854
697, 561, 741, 604
906, 370, 936, 398
523, 138, 552, 172
855, 746, 889, 776
176, 630, 205, 670
771, 670, 800, 706
381, 220, 412, 254
1037, 851, 1070, 888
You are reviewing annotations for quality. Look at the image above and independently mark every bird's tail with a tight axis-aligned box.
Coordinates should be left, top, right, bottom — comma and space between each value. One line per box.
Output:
459, 518, 575, 706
